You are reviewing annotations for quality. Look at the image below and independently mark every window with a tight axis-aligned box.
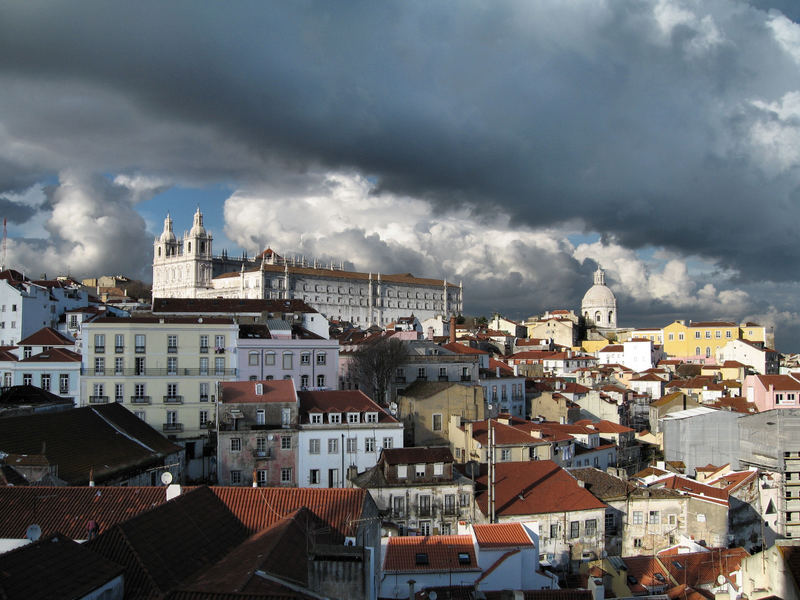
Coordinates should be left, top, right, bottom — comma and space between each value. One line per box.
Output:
114, 357, 124, 375
418, 367, 426, 379
231, 438, 242, 452
23, 373, 32, 386
309, 438, 321, 454
135, 334, 145, 353
256, 470, 267, 486
668, 333, 674, 341
94, 357, 105, 374
166, 410, 178, 426
115, 333, 124, 352
726, 330, 732, 338
115, 383, 124, 402
649, 510, 660, 524
415, 463, 426, 478
397, 465, 408, 479
40, 374, 50, 391
329, 413, 341, 424
679, 332, 684, 340
705, 346, 711, 358
715, 330, 721, 338
265, 352, 275, 365
569, 521, 580, 538
705, 331, 711, 339
605, 513, 615, 532
432, 413, 442, 431
94, 334, 105, 353
365, 437, 376, 452
281, 436, 291, 449
316, 374, 325, 387
585, 519, 597, 536
59, 373, 69, 394
346, 437, 357, 453
92, 382, 104, 399
300, 374, 309, 388
501, 448, 512, 461
230, 470, 242, 485
167, 357, 177, 375
280, 467, 292, 483
550, 523, 560, 539
199, 356, 209, 375
167, 334, 178, 352
668, 514, 677, 525
393, 496, 405, 516
633, 538, 642, 548
281, 407, 291, 427
248, 351, 260, 366
419, 521, 431, 536
632, 511, 643, 525
199, 334, 209, 352
309, 469, 320, 485
433, 462, 444, 476
199, 410, 208, 427
23, 347, 31, 358
215, 357, 225, 375
282, 352, 292, 369
347, 412, 359, 423
419, 495, 431, 516
383, 437, 393, 449
695, 346, 701, 356
328, 438, 338, 453
695, 331, 701, 339
134, 383, 146, 400
215, 335, 225, 352
316, 352, 326, 365
134, 410, 145, 420
199, 382, 209, 401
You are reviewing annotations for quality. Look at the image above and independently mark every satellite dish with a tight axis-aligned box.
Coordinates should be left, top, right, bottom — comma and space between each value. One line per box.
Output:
429, 592, 438, 600
717, 574, 726, 585
160, 471, 173, 485
25, 524, 41, 541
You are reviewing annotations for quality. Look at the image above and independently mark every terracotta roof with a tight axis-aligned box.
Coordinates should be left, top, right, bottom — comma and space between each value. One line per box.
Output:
630, 373, 665, 383
569, 468, 633, 500
0, 486, 168, 540
658, 548, 750, 589
210, 486, 367, 539
688, 321, 737, 328
297, 390, 397, 423
92, 315, 235, 325
475, 461, 606, 517
221, 380, 296, 404
469, 420, 541, 446
85, 486, 250, 599
152, 297, 319, 315
440, 342, 488, 355
622, 555, 670, 593
473, 523, 534, 548
0, 533, 124, 600
383, 535, 479, 572
754, 374, 800, 391
17, 327, 75, 347
599, 345, 624, 353
573, 420, 634, 434
0, 403, 181, 485
382, 447, 453, 465
653, 475, 729, 506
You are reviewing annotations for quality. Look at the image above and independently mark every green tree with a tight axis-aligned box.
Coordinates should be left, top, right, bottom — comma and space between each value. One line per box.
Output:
349, 337, 407, 406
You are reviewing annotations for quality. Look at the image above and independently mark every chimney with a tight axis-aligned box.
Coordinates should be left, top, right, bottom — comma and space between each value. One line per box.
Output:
513, 364, 519, 376
253, 469, 258, 488
407, 580, 416, 600
496, 366, 500, 378
450, 315, 456, 344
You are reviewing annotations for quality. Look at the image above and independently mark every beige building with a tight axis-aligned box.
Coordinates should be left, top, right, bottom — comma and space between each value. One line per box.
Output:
396, 381, 485, 447
81, 315, 239, 479
449, 417, 552, 464
741, 541, 800, 600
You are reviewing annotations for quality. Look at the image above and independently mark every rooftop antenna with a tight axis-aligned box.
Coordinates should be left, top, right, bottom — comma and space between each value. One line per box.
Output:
1, 217, 7, 271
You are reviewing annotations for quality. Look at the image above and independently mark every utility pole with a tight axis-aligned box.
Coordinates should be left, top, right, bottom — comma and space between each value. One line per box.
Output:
488, 418, 496, 523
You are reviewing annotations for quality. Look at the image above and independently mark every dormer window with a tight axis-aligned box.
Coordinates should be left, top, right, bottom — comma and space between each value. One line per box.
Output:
415, 464, 426, 478
433, 462, 444, 476
365, 412, 378, 423
347, 412, 359, 424
397, 465, 408, 479
329, 413, 341, 424
311, 413, 322, 424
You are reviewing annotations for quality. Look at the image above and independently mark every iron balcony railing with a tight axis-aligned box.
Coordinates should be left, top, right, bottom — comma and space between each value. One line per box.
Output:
83, 367, 237, 377
163, 423, 184, 433
163, 396, 184, 404
130, 396, 152, 404
89, 395, 109, 403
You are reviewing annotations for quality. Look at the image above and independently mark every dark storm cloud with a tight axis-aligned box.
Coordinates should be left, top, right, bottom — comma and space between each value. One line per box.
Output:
0, 196, 37, 224
1, 2, 799, 283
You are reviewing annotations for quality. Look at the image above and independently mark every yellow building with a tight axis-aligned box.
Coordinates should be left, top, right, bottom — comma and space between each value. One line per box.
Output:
661, 320, 740, 362
81, 316, 240, 446
396, 381, 485, 447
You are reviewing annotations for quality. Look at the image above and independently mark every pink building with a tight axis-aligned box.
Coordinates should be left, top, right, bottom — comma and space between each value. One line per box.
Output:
743, 374, 800, 411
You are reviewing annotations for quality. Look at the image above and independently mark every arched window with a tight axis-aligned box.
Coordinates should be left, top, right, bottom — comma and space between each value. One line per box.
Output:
594, 311, 601, 324
608, 311, 613, 323
187, 242, 191, 252
158, 247, 161, 257
695, 346, 701, 356
200, 241, 205, 253
705, 347, 711, 358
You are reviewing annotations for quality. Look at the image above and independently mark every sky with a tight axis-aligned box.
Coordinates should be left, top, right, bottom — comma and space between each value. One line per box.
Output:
1, 1, 800, 349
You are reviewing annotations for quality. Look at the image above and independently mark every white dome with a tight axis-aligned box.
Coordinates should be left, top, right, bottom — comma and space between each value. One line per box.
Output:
581, 267, 617, 328
189, 207, 207, 237
581, 284, 616, 308
160, 214, 176, 243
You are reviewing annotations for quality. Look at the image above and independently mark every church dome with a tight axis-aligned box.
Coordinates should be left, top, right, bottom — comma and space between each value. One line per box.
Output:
581, 267, 617, 328
160, 214, 176, 243
189, 207, 207, 237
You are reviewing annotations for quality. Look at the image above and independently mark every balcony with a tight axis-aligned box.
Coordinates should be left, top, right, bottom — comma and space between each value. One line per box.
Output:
89, 395, 109, 404
199, 395, 209, 402
416, 375, 428, 381
163, 395, 184, 404
215, 348, 225, 354
168, 346, 178, 354
461, 376, 472, 382
130, 396, 152, 404
94, 346, 105, 354
163, 423, 184, 433
83, 367, 237, 377
252, 449, 272, 459
135, 346, 146, 353
115, 346, 124, 353
200, 346, 209, 353
395, 376, 407, 383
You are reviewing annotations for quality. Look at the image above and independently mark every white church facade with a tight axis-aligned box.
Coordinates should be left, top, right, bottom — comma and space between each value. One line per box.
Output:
152, 209, 463, 326
581, 267, 617, 329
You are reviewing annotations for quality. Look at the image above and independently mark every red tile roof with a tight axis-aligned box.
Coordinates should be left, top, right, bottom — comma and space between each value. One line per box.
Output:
469, 420, 540, 446
476, 461, 606, 516
622, 555, 670, 593
657, 548, 750, 589
220, 380, 296, 404
441, 342, 488, 355
210, 487, 368, 538
653, 475, 729, 506
0, 486, 169, 540
473, 523, 534, 548
382, 447, 453, 465
152, 297, 319, 315
298, 390, 397, 423
17, 327, 75, 347
383, 535, 479, 572
754, 374, 800, 391
19, 347, 81, 363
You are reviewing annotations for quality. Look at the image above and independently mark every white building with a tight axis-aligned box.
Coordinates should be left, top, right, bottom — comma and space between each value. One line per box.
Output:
581, 267, 618, 329
152, 209, 463, 326
296, 390, 403, 488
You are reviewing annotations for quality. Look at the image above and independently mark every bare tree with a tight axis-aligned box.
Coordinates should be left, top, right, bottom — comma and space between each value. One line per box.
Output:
349, 337, 407, 406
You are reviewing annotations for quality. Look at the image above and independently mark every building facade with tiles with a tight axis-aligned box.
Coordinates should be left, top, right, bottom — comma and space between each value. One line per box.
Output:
152, 209, 463, 326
